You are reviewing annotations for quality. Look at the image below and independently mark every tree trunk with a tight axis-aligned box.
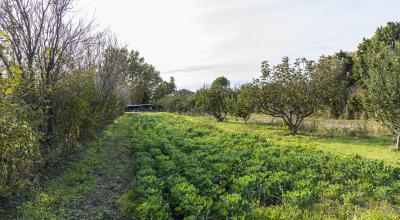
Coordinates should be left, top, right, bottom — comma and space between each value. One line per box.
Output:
397, 134, 400, 150
288, 122, 297, 135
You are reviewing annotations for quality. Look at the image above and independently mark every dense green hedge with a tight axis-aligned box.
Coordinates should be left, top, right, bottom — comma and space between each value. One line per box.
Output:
0, 70, 124, 208
119, 113, 400, 219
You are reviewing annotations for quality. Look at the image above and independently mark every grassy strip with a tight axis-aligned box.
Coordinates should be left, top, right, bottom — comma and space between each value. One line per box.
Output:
182, 114, 400, 166
12, 115, 134, 219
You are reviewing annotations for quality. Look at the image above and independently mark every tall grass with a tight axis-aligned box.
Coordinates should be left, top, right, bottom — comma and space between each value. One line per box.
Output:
250, 114, 389, 137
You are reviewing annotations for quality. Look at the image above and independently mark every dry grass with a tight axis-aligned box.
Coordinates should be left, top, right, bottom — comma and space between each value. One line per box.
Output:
250, 114, 390, 137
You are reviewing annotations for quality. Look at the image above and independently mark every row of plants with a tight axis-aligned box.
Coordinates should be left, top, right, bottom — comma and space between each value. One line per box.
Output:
118, 113, 400, 219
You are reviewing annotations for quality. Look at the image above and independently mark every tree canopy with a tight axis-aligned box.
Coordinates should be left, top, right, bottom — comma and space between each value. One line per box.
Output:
358, 22, 400, 148
257, 57, 325, 134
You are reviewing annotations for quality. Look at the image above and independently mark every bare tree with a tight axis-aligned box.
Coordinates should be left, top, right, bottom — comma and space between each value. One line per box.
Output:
0, 0, 99, 143
95, 35, 130, 125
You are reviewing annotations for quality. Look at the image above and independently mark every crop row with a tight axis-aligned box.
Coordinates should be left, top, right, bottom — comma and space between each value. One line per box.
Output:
118, 113, 400, 219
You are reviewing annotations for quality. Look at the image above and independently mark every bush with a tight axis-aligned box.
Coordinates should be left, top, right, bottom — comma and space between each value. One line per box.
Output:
0, 112, 42, 200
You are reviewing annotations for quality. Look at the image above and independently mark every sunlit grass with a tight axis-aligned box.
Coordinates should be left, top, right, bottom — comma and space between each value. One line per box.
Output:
168, 113, 400, 166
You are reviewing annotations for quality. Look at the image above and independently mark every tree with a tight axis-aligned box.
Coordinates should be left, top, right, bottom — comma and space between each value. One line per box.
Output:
156, 89, 195, 113
96, 44, 130, 126
153, 77, 176, 101
354, 22, 400, 81
195, 77, 234, 122
211, 76, 230, 88
0, 0, 101, 144
0, 0, 137, 202
257, 57, 325, 134
126, 50, 163, 104
315, 55, 348, 118
232, 84, 257, 123
358, 22, 400, 149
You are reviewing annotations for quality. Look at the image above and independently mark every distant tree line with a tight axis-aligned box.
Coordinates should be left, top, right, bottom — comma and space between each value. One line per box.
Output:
155, 22, 400, 147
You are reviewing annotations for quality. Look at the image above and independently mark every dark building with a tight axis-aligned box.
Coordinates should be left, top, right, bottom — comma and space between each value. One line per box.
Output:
125, 104, 155, 112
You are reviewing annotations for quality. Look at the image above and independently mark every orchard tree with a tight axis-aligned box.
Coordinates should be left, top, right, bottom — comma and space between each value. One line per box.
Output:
257, 57, 325, 134
232, 84, 258, 123
157, 90, 195, 113
195, 77, 234, 122
359, 22, 400, 149
315, 55, 349, 118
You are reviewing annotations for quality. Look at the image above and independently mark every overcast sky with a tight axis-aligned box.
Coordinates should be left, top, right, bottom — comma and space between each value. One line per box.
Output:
79, 0, 400, 91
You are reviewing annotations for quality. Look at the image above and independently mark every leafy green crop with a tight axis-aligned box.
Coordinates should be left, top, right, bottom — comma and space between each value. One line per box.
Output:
119, 113, 400, 219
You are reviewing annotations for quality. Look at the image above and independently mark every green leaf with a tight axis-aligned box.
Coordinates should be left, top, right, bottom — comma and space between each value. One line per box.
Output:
5, 87, 13, 95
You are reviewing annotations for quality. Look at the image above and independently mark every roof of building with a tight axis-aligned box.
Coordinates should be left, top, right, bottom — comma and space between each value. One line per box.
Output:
126, 104, 155, 107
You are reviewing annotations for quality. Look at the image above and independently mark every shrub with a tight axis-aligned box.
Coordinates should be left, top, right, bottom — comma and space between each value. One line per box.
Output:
0, 113, 42, 200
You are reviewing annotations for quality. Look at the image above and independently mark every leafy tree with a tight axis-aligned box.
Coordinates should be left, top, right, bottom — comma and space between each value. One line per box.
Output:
257, 57, 325, 134
153, 77, 176, 101
195, 77, 234, 122
127, 50, 163, 104
156, 89, 195, 113
315, 55, 348, 118
354, 22, 400, 82
231, 84, 257, 123
211, 76, 230, 88
358, 22, 400, 149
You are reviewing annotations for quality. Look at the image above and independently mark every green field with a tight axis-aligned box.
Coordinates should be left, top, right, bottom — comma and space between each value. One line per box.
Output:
185, 114, 400, 166
11, 113, 400, 219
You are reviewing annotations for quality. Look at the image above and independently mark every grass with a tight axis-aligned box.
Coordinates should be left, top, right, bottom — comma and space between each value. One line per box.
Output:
180, 113, 400, 166
9, 115, 135, 219
7, 112, 400, 219
7, 113, 400, 219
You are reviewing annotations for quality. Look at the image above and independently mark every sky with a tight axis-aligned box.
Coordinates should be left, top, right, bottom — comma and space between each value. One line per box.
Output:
78, 0, 400, 91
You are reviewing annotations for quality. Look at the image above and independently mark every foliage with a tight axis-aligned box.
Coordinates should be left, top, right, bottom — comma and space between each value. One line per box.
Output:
120, 113, 400, 219
257, 57, 324, 134
354, 22, 400, 82
359, 22, 400, 138
156, 90, 196, 113
153, 77, 176, 101
0, 112, 42, 201
195, 77, 234, 121
0, 0, 161, 209
195, 86, 234, 121
231, 84, 257, 123
315, 54, 352, 118
127, 50, 164, 104
0, 64, 42, 202
52, 71, 101, 152
211, 76, 230, 88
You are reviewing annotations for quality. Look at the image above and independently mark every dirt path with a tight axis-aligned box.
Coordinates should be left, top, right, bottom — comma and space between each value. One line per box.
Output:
12, 116, 135, 219
70, 132, 134, 219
